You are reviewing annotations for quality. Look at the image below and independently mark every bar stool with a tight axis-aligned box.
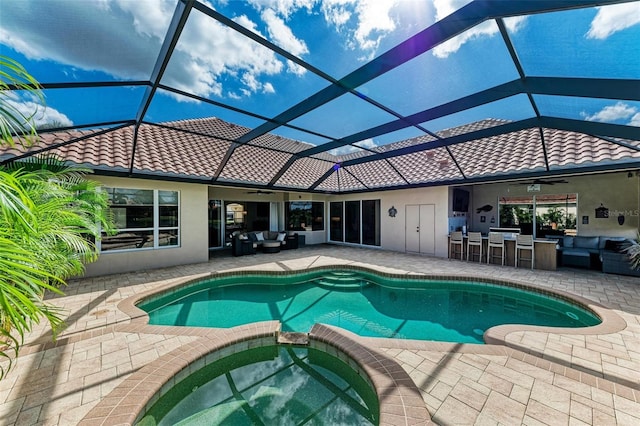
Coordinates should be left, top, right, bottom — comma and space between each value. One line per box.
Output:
466, 232, 483, 262
515, 234, 535, 269
487, 232, 505, 265
449, 231, 464, 260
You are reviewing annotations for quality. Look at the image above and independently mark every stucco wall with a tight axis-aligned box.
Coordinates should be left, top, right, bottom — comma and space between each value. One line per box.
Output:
328, 186, 450, 258
83, 177, 209, 277
469, 172, 639, 238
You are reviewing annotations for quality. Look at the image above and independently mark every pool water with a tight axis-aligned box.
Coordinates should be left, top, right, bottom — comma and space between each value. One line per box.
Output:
137, 345, 378, 426
141, 269, 601, 344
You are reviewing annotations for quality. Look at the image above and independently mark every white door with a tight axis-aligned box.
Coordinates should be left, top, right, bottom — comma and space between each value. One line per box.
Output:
405, 204, 435, 255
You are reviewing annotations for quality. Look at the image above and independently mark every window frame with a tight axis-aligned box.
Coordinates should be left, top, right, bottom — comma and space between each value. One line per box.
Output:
99, 187, 180, 253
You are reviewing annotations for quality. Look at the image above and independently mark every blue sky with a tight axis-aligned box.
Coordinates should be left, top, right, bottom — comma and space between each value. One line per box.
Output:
1, 0, 639, 154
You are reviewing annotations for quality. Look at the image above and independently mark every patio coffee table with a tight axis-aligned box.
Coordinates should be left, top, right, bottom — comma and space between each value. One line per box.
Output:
263, 241, 281, 253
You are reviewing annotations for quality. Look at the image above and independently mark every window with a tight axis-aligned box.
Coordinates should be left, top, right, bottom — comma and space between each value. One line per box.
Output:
285, 201, 324, 231
499, 193, 577, 238
101, 188, 179, 252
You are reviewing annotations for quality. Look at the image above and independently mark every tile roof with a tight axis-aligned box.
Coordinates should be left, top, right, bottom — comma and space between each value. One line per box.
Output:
219, 145, 292, 185
449, 127, 547, 178
2, 116, 639, 193
274, 157, 334, 189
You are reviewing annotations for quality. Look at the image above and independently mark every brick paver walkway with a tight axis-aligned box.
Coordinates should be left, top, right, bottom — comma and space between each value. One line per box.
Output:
1, 245, 639, 425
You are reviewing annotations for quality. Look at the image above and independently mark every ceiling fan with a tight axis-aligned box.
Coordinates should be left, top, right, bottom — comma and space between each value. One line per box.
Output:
246, 190, 274, 195
511, 178, 568, 186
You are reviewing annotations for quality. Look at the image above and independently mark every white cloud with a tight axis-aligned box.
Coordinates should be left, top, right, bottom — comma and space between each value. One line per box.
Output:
431, 0, 526, 58
5, 92, 73, 129
0, 0, 287, 102
581, 102, 638, 124
352, 0, 397, 57
263, 82, 276, 94
586, 2, 640, 39
330, 138, 378, 156
630, 112, 640, 127
321, 0, 398, 60
262, 9, 309, 57
321, 0, 353, 28
247, 0, 315, 19
355, 138, 378, 149
261, 8, 309, 75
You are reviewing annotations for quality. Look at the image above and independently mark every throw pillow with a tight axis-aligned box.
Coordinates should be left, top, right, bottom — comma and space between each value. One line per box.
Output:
604, 239, 618, 251
276, 232, 286, 242
255, 231, 264, 241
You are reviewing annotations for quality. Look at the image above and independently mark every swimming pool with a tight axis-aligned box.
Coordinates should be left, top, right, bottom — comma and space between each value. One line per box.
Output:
137, 344, 379, 425
139, 268, 601, 344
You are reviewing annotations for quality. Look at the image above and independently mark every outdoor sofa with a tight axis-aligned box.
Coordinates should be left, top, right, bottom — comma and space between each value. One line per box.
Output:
232, 231, 298, 256
553, 235, 639, 276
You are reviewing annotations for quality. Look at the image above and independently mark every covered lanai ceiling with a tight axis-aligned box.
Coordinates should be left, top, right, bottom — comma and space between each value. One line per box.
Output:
1, 0, 639, 193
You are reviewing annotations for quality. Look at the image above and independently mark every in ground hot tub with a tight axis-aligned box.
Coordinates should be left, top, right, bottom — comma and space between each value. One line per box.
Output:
136, 344, 379, 425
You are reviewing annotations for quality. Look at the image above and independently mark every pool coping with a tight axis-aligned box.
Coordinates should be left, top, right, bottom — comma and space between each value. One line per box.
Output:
78, 263, 630, 425
78, 322, 434, 426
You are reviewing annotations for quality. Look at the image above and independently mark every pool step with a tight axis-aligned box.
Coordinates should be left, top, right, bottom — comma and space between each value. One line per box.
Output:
278, 331, 309, 345
316, 271, 369, 289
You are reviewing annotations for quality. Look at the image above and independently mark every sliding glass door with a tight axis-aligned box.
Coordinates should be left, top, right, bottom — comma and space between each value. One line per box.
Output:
329, 200, 380, 246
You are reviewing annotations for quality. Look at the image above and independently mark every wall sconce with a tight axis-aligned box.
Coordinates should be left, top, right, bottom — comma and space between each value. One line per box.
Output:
388, 206, 397, 218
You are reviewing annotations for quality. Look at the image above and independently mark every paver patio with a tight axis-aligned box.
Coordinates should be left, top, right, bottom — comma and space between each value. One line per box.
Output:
1, 245, 639, 425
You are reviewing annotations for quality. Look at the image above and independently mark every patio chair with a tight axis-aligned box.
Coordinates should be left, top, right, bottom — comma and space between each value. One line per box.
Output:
449, 231, 464, 260
487, 232, 505, 265
466, 232, 483, 262
515, 234, 535, 269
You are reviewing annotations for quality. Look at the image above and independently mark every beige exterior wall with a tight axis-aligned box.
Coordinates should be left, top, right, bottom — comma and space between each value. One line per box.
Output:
84, 177, 209, 277
81, 171, 637, 277
327, 186, 450, 258
469, 171, 639, 238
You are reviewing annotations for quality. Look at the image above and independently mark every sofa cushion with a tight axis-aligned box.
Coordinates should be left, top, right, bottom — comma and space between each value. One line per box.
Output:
276, 232, 286, 242
562, 248, 591, 257
604, 239, 629, 253
563, 236, 574, 248
599, 236, 626, 250
573, 236, 599, 250
255, 231, 264, 241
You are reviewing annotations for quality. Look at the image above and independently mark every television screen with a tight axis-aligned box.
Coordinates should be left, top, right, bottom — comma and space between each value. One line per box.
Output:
452, 189, 469, 212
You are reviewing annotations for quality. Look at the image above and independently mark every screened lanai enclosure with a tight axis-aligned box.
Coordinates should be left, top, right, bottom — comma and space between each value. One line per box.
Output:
1, 0, 639, 193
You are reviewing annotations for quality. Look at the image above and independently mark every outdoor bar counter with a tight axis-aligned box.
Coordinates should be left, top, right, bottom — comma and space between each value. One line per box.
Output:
448, 234, 558, 271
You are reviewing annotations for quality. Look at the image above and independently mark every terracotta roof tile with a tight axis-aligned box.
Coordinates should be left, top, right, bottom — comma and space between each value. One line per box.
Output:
544, 128, 640, 168
2, 116, 637, 192
388, 147, 462, 183
316, 168, 367, 192
373, 133, 438, 153
3, 128, 134, 171
436, 118, 510, 138
249, 133, 314, 153
132, 125, 229, 178
163, 117, 250, 141
343, 159, 406, 188
450, 127, 546, 178
275, 157, 334, 189
219, 145, 292, 184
